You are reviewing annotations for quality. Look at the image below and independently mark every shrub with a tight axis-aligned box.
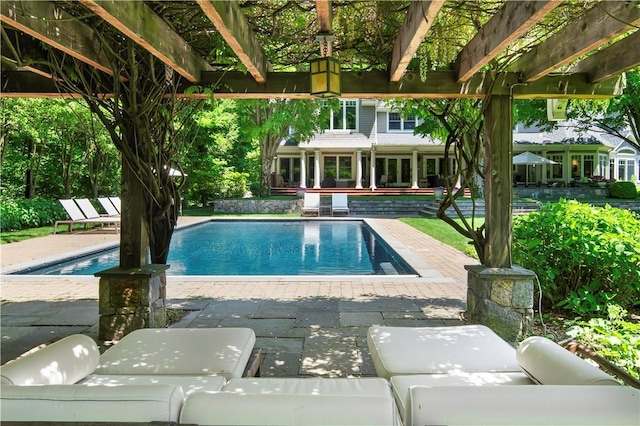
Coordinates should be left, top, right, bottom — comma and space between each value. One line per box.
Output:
0, 198, 66, 231
513, 199, 640, 316
565, 305, 640, 380
609, 181, 637, 199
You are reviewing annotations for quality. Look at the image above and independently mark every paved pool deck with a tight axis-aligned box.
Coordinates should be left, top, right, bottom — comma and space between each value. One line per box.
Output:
0, 216, 478, 377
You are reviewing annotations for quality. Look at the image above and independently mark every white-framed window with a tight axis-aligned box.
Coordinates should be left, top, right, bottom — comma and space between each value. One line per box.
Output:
546, 154, 564, 180
388, 112, 416, 131
570, 154, 594, 178
326, 100, 357, 131
597, 154, 608, 178
324, 155, 352, 179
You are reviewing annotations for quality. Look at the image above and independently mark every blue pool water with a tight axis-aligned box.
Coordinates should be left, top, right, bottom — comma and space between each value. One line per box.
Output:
21, 220, 415, 276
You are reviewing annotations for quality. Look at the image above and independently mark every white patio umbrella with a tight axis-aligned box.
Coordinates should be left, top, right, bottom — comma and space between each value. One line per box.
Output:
512, 152, 556, 185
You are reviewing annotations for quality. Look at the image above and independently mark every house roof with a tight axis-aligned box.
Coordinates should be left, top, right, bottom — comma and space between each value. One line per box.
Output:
514, 124, 627, 148
376, 133, 441, 147
298, 132, 372, 150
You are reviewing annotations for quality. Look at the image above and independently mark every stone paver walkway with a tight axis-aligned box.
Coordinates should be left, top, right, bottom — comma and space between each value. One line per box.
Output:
0, 217, 478, 376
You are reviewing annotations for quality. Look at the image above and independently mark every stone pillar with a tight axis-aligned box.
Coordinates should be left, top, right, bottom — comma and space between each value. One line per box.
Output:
465, 265, 534, 343
96, 265, 169, 341
355, 150, 363, 189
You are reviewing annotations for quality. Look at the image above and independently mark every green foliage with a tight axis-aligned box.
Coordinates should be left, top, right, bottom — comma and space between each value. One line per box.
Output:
609, 181, 638, 199
0, 198, 66, 231
513, 200, 640, 315
565, 305, 640, 381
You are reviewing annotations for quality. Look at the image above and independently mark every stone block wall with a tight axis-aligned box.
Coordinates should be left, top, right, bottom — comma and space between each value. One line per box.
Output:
96, 265, 169, 341
213, 199, 301, 214
465, 265, 535, 343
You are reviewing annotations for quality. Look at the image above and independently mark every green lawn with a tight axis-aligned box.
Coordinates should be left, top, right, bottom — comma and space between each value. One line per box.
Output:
399, 217, 483, 259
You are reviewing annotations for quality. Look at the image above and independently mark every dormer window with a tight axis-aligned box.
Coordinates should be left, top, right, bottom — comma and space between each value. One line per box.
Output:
325, 100, 358, 131
388, 112, 416, 131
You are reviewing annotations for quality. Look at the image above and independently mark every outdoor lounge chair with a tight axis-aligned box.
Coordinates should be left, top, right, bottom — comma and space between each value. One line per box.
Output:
54, 199, 120, 234
331, 193, 349, 216
301, 192, 320, 216
108, 196, 121, 214
97, 197, 120, 217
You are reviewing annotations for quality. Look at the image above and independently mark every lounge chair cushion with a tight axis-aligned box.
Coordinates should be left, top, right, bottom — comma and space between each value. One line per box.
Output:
405, 385, 640, 426
516, 336, 620, 386
223, 377, 393, 396
390, 372, 533, 422
79, 374, 227, 395
0, 334, 99, 385
180, 392, 401, 426
95, 328, 256, 379
0, 384, 184, 423
367, 325, 521, 379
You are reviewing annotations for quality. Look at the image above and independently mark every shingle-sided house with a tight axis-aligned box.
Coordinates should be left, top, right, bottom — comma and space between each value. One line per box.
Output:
273, 100, 639, 190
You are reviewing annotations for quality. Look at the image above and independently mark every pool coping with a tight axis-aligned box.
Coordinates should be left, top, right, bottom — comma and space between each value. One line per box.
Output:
1, 217, 451, 283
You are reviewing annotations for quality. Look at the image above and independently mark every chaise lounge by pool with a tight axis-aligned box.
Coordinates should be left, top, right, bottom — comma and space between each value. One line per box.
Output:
11, 219, 417, 277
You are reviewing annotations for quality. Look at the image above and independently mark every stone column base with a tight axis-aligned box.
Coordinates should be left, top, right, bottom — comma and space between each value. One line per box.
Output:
96, 265, 169, 341
465, 265, 535, 343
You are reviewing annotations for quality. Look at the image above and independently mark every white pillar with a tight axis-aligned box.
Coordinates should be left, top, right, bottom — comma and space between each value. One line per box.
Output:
355, 150, 363, 189
370, 149, 377, 191
313, 150, 321, 189
299, 151, 307, 189
411, 150, 419, 189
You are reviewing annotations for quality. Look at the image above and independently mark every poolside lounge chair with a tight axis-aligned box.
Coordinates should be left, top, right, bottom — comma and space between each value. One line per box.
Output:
97, 197, 120, 217
331, 193, 350, 216
108, 196, 121, 214
54, 199, 120, 234
301, 192, 320, 216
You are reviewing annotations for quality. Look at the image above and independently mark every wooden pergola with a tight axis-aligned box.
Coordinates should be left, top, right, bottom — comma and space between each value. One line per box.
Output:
1, 1, 638, 338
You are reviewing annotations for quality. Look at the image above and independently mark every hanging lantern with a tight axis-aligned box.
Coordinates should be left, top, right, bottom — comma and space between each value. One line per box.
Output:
310, 34, 341, 98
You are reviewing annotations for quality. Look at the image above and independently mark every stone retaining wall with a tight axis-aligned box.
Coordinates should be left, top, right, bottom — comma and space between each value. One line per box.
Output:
214, 199, 301, 214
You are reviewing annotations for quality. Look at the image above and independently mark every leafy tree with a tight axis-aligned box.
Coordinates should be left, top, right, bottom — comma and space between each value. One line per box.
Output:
180, 98, 253, 206
1, 98, 118, 199
515, 68, 640, 151
235, 99, 331, 197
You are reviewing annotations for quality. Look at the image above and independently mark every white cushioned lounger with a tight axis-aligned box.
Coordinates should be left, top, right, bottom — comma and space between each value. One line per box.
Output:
406, 385, 640, 426
516, 335, 621, 386
367, 325, 521, 379
0, 384, 184, 423
0, 334, 100, 385
181, 392, 400, 426
79, 373, 227, 395
390, 372, 533, 421
95, 327, 256, 379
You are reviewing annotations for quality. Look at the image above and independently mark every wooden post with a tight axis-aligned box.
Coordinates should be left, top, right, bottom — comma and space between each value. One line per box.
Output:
119, 156, 149, 268
483, 95, 513, 268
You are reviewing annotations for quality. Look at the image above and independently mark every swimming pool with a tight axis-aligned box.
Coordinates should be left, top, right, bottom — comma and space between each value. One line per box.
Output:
18, 220, 416, 276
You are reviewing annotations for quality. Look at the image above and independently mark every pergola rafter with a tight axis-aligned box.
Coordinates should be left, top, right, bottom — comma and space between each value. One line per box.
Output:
0, 0, 113, 76
511, 1, 640, 82
569, 30, 640, 83
454, 0, 561, 82
78, 0, 213, 83
196, 0, 272, 83
389, 0, 445, 82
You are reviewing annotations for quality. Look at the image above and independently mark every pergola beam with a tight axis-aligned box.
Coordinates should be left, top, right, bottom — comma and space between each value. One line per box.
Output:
79, 0, 212, 83
455, 0, 560, 82
316, 0, 332, 33
512, 1, 640, 82
569, 31, 640, 83
196, 0, 272, 83
389, 0, 445, 82
2, 70, 624, 100
0, 0, 113, 75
